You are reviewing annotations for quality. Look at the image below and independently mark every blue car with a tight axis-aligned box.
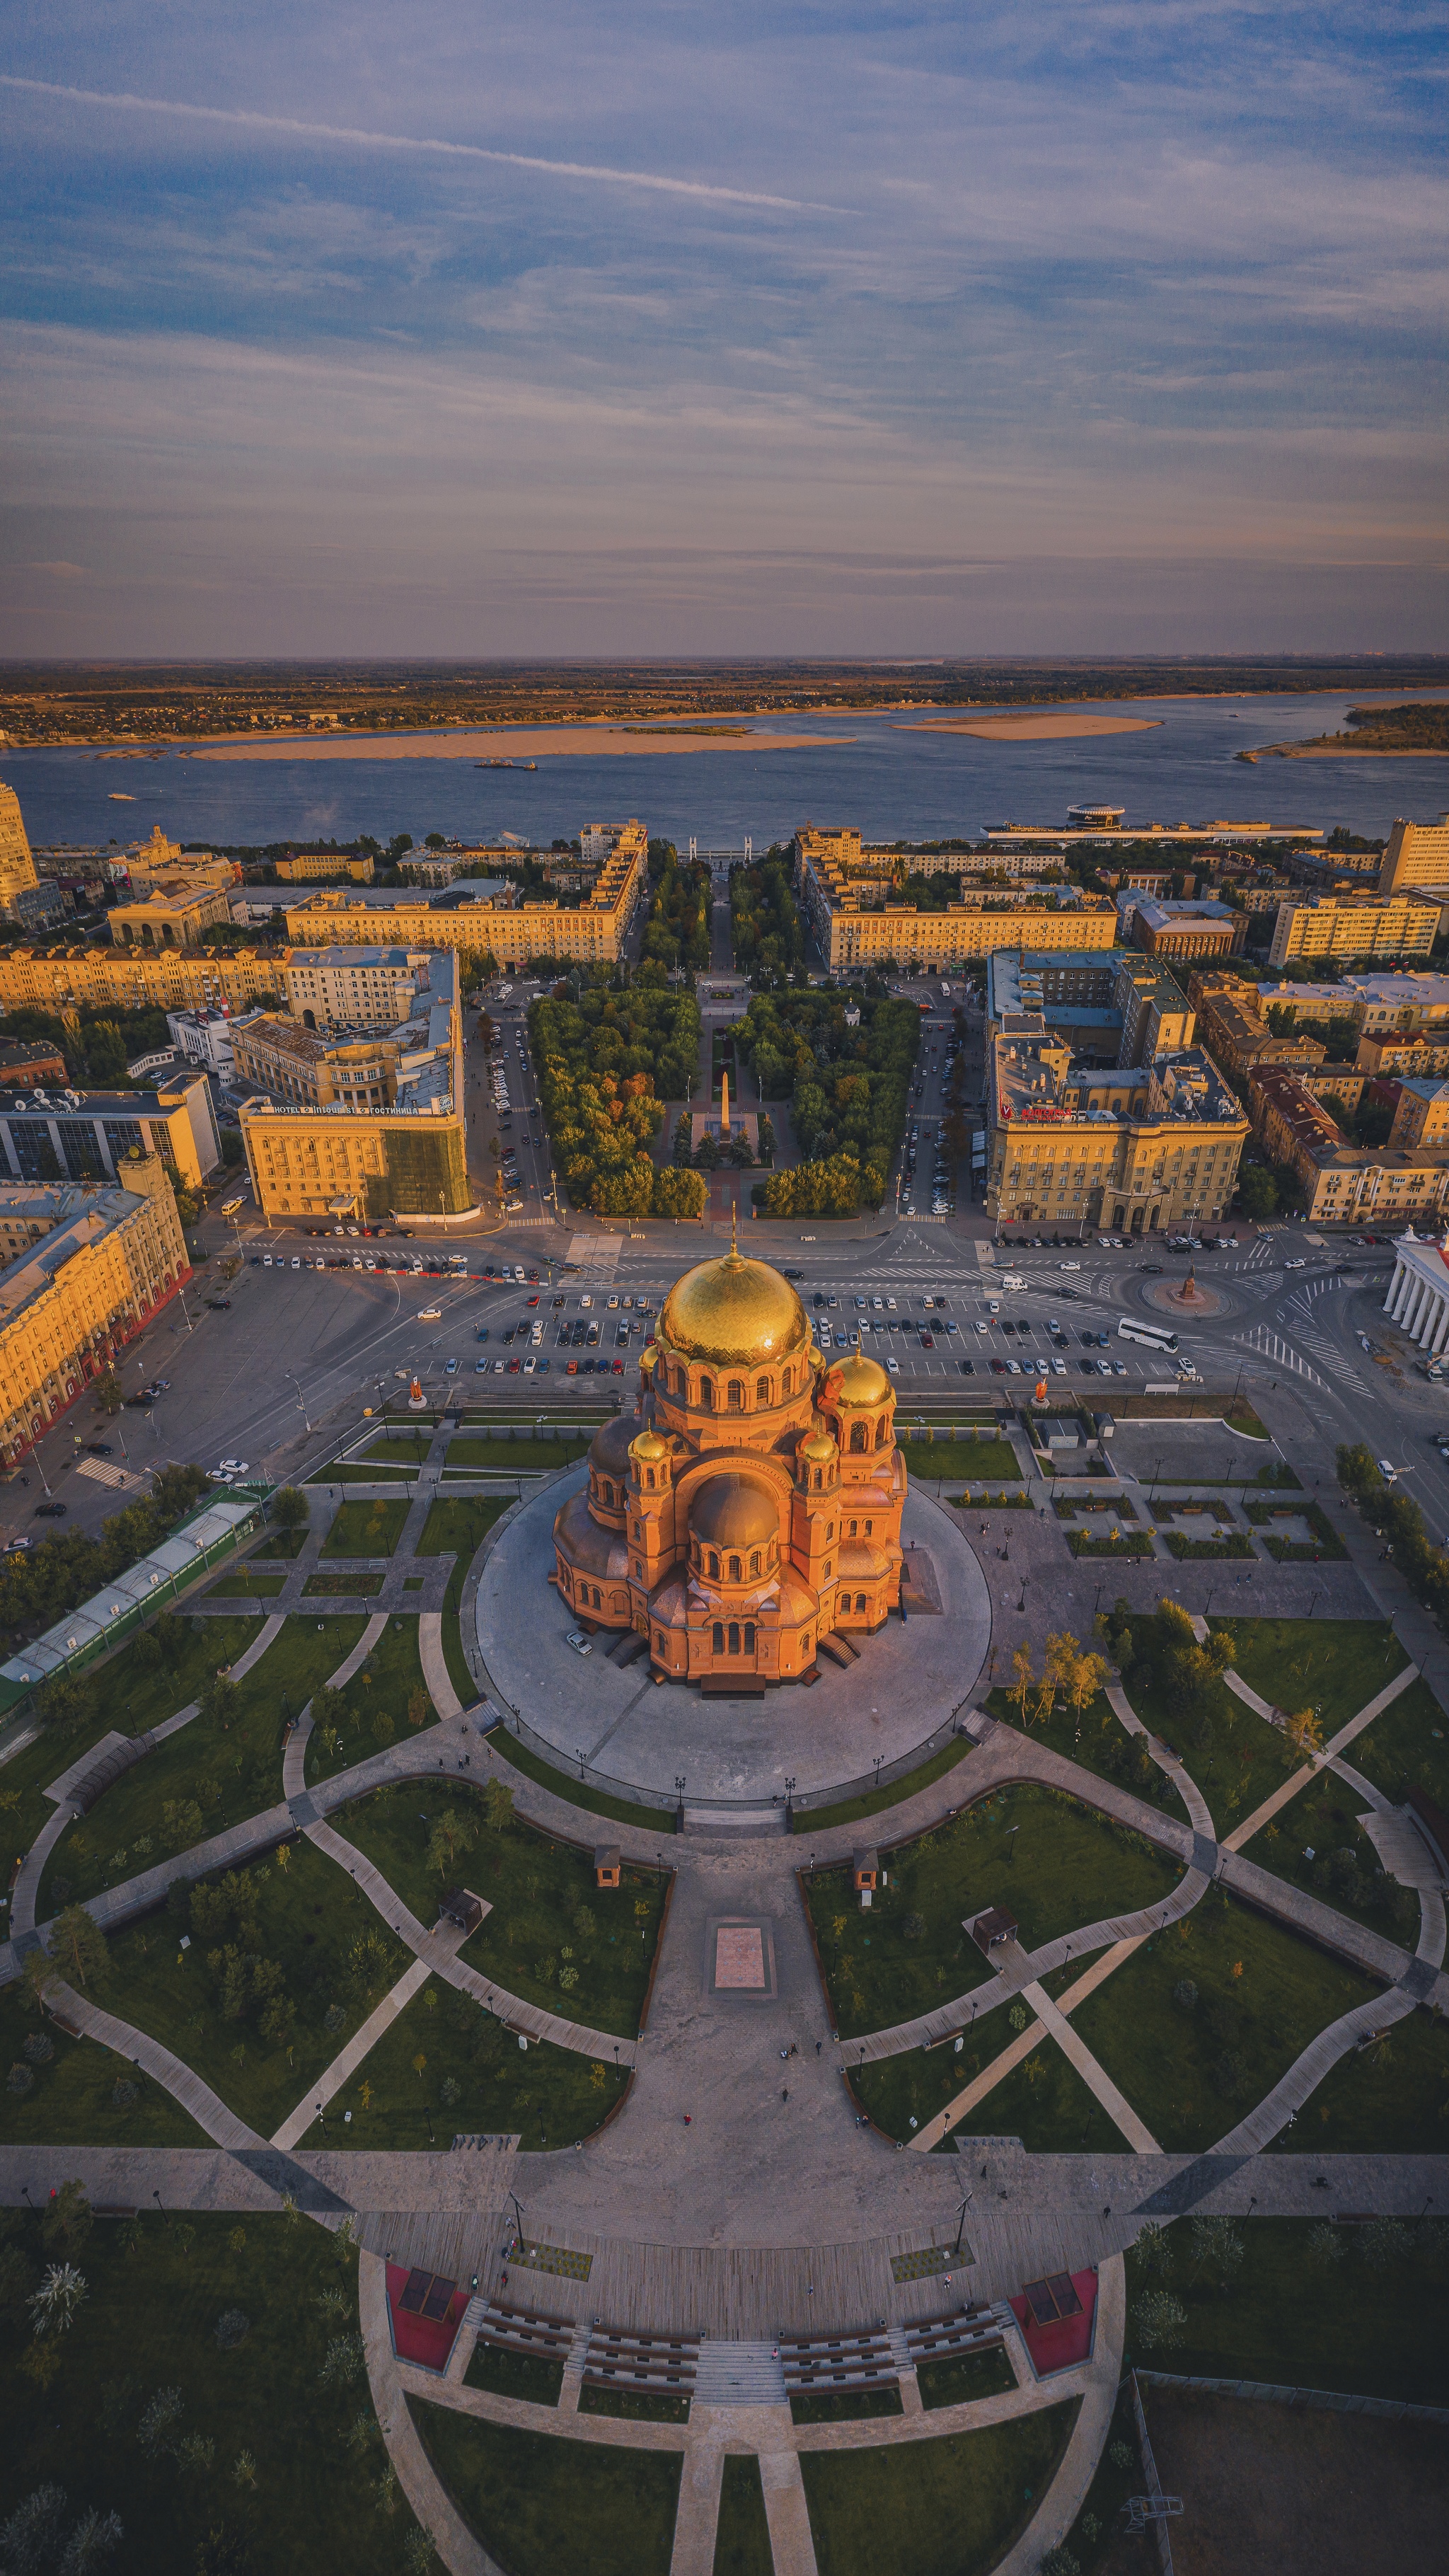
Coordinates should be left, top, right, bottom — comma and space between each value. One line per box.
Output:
475, 1327, 490, 1342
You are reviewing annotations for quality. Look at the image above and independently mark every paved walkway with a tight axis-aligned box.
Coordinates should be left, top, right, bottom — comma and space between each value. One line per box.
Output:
270, 1954, 433, 2150
1105, 1680, 1216, 1839
282, 1610, 389, 1801
34, 1968, 262, 2152
1019, 1977, 1162, 2152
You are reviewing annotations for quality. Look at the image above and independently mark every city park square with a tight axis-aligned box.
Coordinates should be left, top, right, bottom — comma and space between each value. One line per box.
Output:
0, 1250, 1446, 2576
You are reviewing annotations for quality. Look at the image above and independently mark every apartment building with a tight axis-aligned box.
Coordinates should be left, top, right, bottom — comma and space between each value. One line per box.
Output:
0, 944, 282, 1020
1121, 896, 1247, 963
275, 849, 376, 883
986, 1025, 1247, 1232
284, 833, 644, 968
1378, 816, 1449, 895
1187, 970, 1327, 1085
164, 1010, 237, 1078
238, 949, 471, 1224
282, 945, 428, 1031
1248, 1065, 1449, 1226
0, 1069, 219, 1194
0, 1167, 190, 1467
985, 950, 1194, 1068
0, 783, 66, 929
792, 827, 1114, 973
1388, 1079, 1449, 1153
1269, 890, 1440, 969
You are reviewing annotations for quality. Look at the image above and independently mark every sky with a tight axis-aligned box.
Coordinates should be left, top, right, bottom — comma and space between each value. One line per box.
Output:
1, 3, 1445, 657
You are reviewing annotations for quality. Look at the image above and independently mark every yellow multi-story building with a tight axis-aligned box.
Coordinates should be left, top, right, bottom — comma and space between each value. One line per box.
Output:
0, 944, 284, 1017
109, 883, 234, 951
282, 946, 429, 1032
986, 1026, 1247, 1233
238, 950, 473, 1225
275, 850, 375, 883
1269, 890, 1440, 968
792, 827, 1115, 974
1378, 815, 1449, 894
285, 826, 645, 970
0, 1162, 189, 1466
231, 1014, 405, 1109
1249, 1066, 1449, 1226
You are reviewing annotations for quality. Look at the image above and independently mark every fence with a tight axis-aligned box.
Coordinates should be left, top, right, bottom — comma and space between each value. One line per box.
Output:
1136, 2368, 1449, 2426
1129, 2369, 1176, 2576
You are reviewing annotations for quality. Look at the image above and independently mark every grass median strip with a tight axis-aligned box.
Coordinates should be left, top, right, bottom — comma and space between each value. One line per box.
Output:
321, 1498, 409, 1559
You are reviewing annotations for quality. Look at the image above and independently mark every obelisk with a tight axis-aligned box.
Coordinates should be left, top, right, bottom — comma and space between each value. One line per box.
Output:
720, 1069, 730, 1139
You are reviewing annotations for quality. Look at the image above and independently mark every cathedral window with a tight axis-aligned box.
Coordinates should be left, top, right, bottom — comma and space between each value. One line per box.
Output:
601, 1479, 613, 1504
728, 1622, 740, 1655
865, 1520, 873, 1536
744, 1622, 755, 1653
875, 1416, 888, 1448
712, 1622, 724, 1653
700, 1377, 715, 1410
727, 1380, 744, 1411
849, 1520, 858, 1538
708, 1550, 720, 1578
823, 1561, 831, 1578
646, 1468, 656, 1490
655, 1629, 665, 1656
781, 1368, 792, 1396
855, 1592, 867, 1612
756, 1375, 770, 1404
849, 1420, 867, 1453
749, 1551, 761, 1576
726, 1554, 739, 1581
634, 1520, 642, 1540
826, 1523, 835, 1542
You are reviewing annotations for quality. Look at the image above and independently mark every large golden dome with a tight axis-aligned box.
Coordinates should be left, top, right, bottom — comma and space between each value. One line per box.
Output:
659, 1247, 809, 1368
690, 1473, 778, 1548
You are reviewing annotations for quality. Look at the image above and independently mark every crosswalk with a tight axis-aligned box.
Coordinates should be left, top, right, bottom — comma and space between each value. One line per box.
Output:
1232, 1324, 1326, 1388
1295, 1328, 1373, 1399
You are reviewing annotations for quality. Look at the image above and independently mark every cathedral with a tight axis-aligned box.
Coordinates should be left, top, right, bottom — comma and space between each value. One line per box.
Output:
551, 1236, 908, 1685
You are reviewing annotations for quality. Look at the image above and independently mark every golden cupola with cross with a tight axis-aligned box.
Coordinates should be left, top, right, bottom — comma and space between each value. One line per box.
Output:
551, 1225, 907, 1687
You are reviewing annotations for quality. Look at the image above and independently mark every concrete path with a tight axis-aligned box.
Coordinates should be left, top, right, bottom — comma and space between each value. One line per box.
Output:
359, 2246, 500, 2576
1105, 1680, 1216, 1839
282, 1610, 390, 1800
993, 2254, 1126, 2576
1223, 1658, 1421, 1854
760, 2453, 819, 2576
270, 1954, 432, 2149
34, 1967, 262, 2152
420, 1611, 466, 1720
303, 1814, 635, 2064
668, 2437, 725, 2576
1020, 1980, 1162, 2152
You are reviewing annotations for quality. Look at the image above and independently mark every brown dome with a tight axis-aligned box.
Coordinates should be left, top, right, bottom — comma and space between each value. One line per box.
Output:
689, 1474, 778, 1549
589, 1412, 642, 1477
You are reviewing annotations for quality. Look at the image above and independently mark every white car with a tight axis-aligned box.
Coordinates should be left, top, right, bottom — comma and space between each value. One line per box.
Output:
565, 1629, 592, 1656
885, 1356, 899, 1374
1058, 1260, 1080, 1272
1377, 1459, 1398, 1480
872, 1295, 884, 1310
887, 1297, 897, 1310
291, 1256, 301, 1269
1097, 1234, 1112, 1247
523, 1356, 536, 1374
607, 1293, 619, 1310
1050, 1357, 1067, 1375
420, 1306, 441, 1320
475, 1358, 489, 1373
1284, 1257, 1306, 1270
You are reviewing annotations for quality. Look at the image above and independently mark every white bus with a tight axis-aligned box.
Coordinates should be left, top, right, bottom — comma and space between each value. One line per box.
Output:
1118, 1317, 1179, 1353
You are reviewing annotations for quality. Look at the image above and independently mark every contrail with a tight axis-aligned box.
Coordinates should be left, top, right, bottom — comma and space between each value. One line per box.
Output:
0, 75, 847, 214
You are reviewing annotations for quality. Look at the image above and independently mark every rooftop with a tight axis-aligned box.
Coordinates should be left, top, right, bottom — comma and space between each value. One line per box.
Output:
0, 1183, 154, 1324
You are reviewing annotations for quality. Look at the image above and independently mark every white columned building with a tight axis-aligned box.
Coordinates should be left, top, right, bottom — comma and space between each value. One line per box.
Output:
1384, 1228, 1449, 1356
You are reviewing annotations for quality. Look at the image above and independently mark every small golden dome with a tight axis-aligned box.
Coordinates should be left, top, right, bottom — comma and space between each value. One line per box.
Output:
831, 1353, 892, 1409
631, 1428, 669, 1464
659, 1248, 808, 1369
799, 1427, 836, 1464
689, 1474, 778, 1549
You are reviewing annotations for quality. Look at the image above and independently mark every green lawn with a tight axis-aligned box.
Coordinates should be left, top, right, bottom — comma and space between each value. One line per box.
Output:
0, 1979, 207, 2147
0, 2210, 416, 2572
446, 1436, 591, 1472
205, 1567, 289, 1596
1068, 1531, 1155, 1559
1120, 1663, 1303, 1838
794, 1735, 974, 1834
899, 1439, 1022, 1483
799, 2400, 1078, 2576
1127, 2216, 1449, 2403
410, 2396, 682, 2576
1058, 2380, 1141, 2576
489, 1724, 675, 1835
713, 2455, 773, 2576
1242, 1769, 1419, 1944
39, 1618, 367, 1912
1264, 2000, 1449, 2154
1162, 1532, 1254, 1561
419, 1495, 511, 1606
790, 2386, 901, 2425
321, 1498, 410, 1559
333, 1779, 669, 2036
918, 2345, 1017, 2408
464, 2339, 563, 2405
250, 1527, 308, 1559
0, 1618, 264, 1858
344, 1977, 628, 2150
1350, 1673, 1449, 1813
301, 1570, 384, 1598
1070, 1883, 1379, 2152
98, 1835, 410, 2136
305, 1617, 435, 1786
804, 1784, 1184, 2040
853, 2009, 1128, 2152
985, 1689, 1179, 1818
581, 2383, 691, 2425
364, 1436, 439, 1465
1211, 1616, 1409, 1734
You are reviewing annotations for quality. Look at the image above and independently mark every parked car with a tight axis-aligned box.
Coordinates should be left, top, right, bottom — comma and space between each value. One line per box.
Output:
565, 1629, 592, 1656
35, 1502, 67, 1518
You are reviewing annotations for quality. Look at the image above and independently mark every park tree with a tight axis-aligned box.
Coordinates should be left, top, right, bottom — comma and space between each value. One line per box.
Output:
1066, 1646, 1108, 1727
47, 1906, 108, 1992
200, 1670, 239, 1730
41, 2180, 93, 2255
483, 1776, 514, 1833
270, 1486, 309, 1541
653, 1167, 706, 1219
1009, 1644, 1034, 1724
35, 1675, 87, 1738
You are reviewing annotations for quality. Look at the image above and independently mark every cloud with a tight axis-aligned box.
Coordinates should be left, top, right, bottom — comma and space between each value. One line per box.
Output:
0, 75, 848, 216
28, 560, 86, 578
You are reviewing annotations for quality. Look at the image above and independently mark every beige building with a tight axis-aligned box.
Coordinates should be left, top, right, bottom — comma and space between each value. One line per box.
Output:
282, 946, 428, 1032
0, 1167, 189, 1467
231, 1014, 405, 1109
986, 1027, 1247, 1232
793, 828, 1115, 974
275, 850, 375, 883
1249, 1065, 1449, 1226
0, 944, 284, 1017
1187, 970, 1327, 1085
109, 882, 235, 951
238, 949, 473, 1225
123, 832, 238, 903
1388, 1079, 1449, 1153
1269, 891, 1440, 968
285, 834, 645, 966
1378, 816, 1449, 894
0, 783, 65, 930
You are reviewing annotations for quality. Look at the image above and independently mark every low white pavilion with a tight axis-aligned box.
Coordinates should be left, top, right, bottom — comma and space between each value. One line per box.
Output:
1382, 1228, 1449, 1355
